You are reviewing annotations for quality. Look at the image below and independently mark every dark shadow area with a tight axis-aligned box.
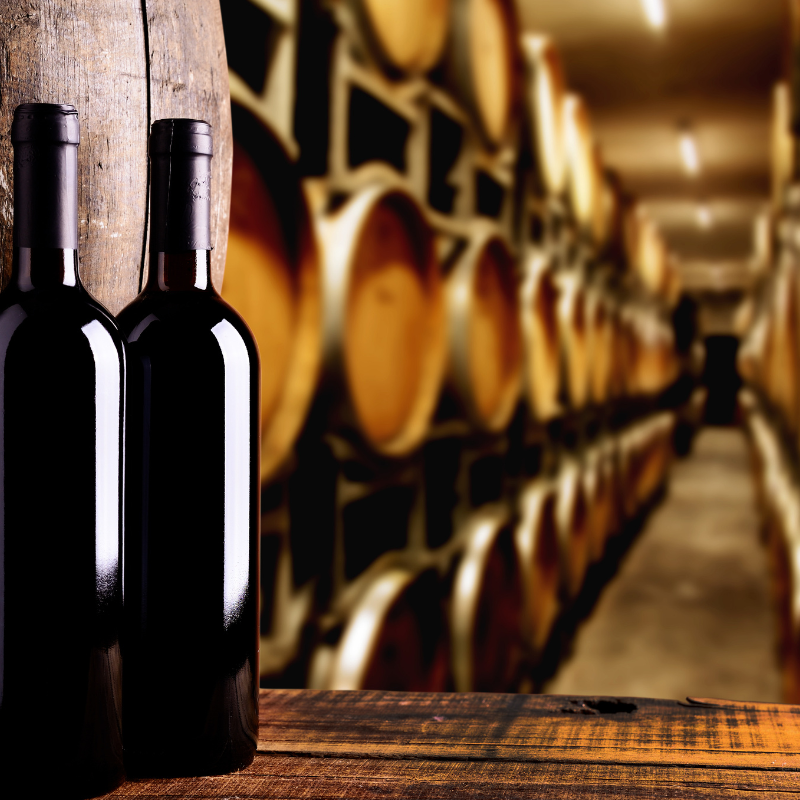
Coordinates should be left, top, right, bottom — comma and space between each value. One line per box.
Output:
703, 335, 741, 426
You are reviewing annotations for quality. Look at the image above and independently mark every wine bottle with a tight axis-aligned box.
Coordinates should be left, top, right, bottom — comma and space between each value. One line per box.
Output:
119, 119, 260, 777
0, 103, 126, 797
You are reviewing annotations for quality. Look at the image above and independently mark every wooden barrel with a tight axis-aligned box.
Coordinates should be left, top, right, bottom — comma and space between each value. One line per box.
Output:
743, 404, 768, 516
634, 314, 655, 395
622, 203, 642, 275
637, 315, 673, 396
586, 290, 613, 406
602, 436, 623, 540
520, 253, 562, 421
620, 307, 643, 398
634, 422, 656, 504
607, 306, 625, 400
617, 427, 642, 520
320, 568, 449, 691
222, 104, 322, 482
515, 481, 561, 655
636, 415, 673, 504
584, 448, 613, 564
557, 272, 590, 409
520, 34, 567, 197
636, 218, 668, 296
446, 229, 523, 432
445, 0, 520, 147
764, 276, 795, 417
0, 0, 232, 310
740, 315, 769, 391
653, 413, 675, 493
563, 94, 596, 232
762, 466, 800, 701
451, 507, 524, 692
776, 263, 800, 430
555, 460, 591, 600
348, 0, 451, 74
317, 184, 447, 455
592, 158, 620, 254
753, 211, 774, 277
749, 409, 783, 524
772, 82, 794, 213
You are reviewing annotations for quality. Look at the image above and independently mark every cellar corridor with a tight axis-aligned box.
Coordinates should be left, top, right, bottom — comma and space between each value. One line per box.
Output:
545, 428, 781, 702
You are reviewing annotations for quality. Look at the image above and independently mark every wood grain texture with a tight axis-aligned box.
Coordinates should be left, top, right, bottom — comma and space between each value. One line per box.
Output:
0, 1, 231, 314
145, 0, 232, 293
99, 689, 800, 797
0, 0, 148, 313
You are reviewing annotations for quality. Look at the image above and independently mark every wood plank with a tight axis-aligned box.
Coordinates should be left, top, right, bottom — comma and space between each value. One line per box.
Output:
0, 0, 149, 314
104, 756, 800, 798
255, 690, 800, 770
99, 690, 800, 798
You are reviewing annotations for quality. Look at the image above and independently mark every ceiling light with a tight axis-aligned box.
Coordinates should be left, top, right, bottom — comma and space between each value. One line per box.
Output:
697, 204, 712, 228
679, 131, 700, 175
641, 0, 666, 29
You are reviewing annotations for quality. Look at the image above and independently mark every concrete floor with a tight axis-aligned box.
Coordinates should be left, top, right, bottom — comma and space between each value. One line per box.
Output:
545, 427, 782, 702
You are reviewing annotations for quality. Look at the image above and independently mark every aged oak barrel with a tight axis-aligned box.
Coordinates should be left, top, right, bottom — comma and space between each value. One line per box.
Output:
636, 218, 669, 296
444, 0, 520, 148
557, 272, 590, 410
450, 507, 524, 692
519, 252, 561, 421
617, 425, 643, 520
584, 447, 611, 564
316, 184, 447, 455
772, 82, 794, 212
347, 0, 451, 74
521, 34, 567, 197
445, 228, 523, 432
555, 459, 591, 601
320, 567, 449, 691
586, 290, 613, 406
563, 94, 596, 234
0, 0, 232, 313
515, 481, 561, 655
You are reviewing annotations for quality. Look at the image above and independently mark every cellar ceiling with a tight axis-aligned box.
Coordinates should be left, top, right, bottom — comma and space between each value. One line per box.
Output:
517, 0, 786, 278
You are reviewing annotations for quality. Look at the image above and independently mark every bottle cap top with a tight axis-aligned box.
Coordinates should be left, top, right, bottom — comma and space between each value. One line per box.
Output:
11, 104, 80, 144
150, 119, 213, 156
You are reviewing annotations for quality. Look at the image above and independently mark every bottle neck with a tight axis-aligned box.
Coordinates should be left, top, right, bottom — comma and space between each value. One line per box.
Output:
13, 142, 79, 250
11, 248, 79, 291
146, 250, 212, 292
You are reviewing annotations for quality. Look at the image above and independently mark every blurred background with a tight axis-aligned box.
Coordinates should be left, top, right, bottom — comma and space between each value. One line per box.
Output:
216, 0, 797, 702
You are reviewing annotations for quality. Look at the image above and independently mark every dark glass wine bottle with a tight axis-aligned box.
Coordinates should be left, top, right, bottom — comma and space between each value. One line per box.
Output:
0, 104, 126, 797
119, 119, 260, 777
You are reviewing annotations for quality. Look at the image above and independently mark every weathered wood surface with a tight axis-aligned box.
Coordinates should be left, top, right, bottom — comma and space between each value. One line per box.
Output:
0, 0, 231, 315
102, 689, 800, 797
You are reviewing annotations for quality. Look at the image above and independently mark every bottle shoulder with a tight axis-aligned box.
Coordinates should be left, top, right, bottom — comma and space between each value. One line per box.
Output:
118, 289, 258, 361
0, 282, 125, 353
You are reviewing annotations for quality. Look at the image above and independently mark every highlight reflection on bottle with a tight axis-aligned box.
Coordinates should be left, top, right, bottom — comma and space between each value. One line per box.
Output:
119, 119, 260, 777
0, 103, 126, 798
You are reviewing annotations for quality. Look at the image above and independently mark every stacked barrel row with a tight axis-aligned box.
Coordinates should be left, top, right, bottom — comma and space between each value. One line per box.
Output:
739, 76, 800, 702
742, 391, 800, 702
217, 0, 687, 691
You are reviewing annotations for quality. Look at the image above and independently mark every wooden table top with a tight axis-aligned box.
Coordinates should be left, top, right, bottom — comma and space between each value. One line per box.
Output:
103, 688, 800, 798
